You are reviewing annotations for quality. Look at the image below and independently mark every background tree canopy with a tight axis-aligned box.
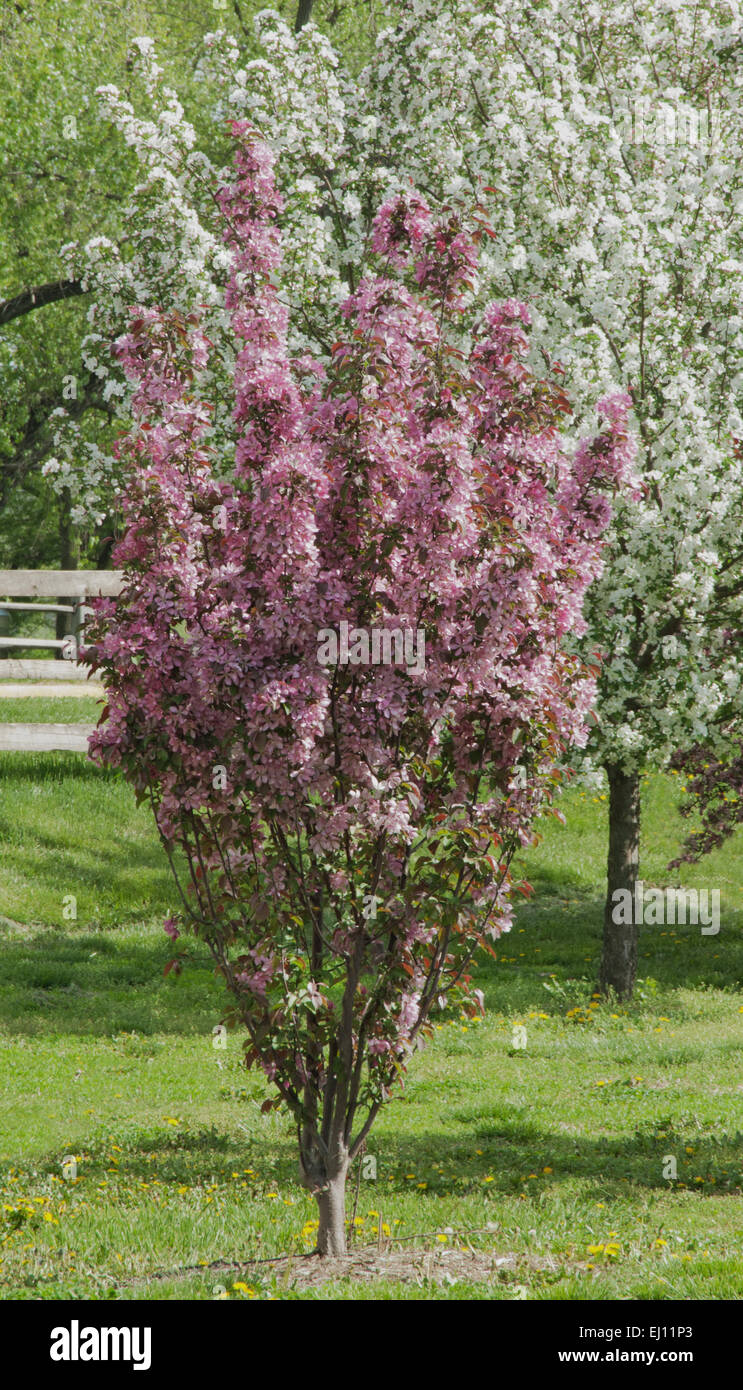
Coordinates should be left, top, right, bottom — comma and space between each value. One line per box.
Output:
0, 0, 382, 568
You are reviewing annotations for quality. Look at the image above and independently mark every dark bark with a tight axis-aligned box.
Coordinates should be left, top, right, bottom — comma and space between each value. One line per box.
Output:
231, 0, 249, 36
55, 487, 78, 656
0, 278, 86, 327
294, 0, 314, 32
95, 531, 117, 569
599, 763, 641, 1000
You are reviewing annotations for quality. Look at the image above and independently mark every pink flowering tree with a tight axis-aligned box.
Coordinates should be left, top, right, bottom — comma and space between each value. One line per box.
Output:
85, 126, 634, 1256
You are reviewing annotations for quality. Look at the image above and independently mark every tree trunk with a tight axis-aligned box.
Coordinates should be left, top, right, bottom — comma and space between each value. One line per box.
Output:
599, 763, 641, 1000
56, 486, 77, 658
294, 0, 314, 32
316, 1166, 348, 1256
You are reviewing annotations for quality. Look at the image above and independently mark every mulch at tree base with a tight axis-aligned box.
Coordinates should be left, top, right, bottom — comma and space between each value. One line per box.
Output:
207, 1245, 566, 1291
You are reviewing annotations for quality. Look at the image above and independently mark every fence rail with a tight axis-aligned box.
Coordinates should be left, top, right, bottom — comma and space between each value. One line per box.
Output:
0, 602, 75, 613
0, 637, 71, 651
0, 571, 122, 753
0, 570, 122, 598
0, 723, 94, 752
0, 659, 95, 681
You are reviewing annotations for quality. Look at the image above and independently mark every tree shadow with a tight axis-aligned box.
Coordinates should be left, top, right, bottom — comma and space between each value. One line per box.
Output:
0, 931, 221, 1036
352, 1104, 743, 1204
0, 825, 176, 900
0, 753, 111, 784
18, 1113, 743, 1205
479, 887, 743, 1012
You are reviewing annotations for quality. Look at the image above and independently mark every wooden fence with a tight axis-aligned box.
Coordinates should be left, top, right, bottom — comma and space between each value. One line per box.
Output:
0, 570, 122, 752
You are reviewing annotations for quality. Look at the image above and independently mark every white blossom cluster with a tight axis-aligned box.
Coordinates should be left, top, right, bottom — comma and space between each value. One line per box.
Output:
54, 36, 234, 524
199, 14, 365, 346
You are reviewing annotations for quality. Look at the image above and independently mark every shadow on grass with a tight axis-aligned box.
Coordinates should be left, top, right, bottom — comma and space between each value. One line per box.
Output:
0, 825, 176, 899
0, 752, 113, 783
32, 1124, 300, 1190
0, 932, 222, 1036
373, 1120, 743, 1202
0, 758, 180, 926
481, 889, 743, 1011
2, 892, 743, 1038
21, 1115, 743, 1204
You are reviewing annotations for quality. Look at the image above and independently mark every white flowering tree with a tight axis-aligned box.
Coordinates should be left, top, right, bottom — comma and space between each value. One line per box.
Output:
223, 0, 743, 999
362, 0, 743, 1000
18, 0, 743, 997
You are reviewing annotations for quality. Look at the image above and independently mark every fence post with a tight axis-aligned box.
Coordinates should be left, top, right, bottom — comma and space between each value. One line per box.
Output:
70, 598, 90, 661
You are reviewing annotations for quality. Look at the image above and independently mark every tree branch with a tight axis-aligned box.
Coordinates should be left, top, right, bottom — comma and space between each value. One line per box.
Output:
0, 372, 115, 492
0, 278, 86, 327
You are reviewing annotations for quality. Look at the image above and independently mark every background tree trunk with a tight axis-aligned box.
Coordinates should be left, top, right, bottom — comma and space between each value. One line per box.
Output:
599, 763, 641, 1000
316, 1165, 348, 1255
294, 0, 314, 32
55, 486, 77, 658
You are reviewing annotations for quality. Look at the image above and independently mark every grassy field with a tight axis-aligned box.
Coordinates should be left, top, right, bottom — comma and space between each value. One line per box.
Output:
1, 696, 743, 1299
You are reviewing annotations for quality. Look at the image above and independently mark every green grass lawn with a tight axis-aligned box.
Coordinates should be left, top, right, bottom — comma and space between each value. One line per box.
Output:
1, 730, 743, 1299
0, 696, 104, 724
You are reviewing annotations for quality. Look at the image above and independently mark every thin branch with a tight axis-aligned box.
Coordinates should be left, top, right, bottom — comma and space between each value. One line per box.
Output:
0, 278, 86, 326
